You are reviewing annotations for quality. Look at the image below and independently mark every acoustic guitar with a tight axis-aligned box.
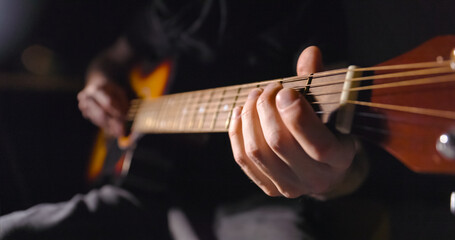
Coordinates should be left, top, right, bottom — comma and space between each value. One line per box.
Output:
87, 35, 455, 183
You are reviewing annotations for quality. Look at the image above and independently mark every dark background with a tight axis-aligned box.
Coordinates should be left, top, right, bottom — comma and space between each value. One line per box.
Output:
0, 0, 148, 215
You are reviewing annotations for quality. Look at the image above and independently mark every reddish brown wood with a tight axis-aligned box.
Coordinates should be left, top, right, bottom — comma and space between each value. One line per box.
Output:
352, 35, 455, 174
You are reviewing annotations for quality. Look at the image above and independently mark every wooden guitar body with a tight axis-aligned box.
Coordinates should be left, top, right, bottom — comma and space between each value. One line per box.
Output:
352, 35, 455, 174
86, 60, 173, 182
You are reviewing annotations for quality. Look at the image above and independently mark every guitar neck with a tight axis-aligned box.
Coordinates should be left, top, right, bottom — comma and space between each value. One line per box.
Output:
130, 69, 348, 134
122, 35, 455, 175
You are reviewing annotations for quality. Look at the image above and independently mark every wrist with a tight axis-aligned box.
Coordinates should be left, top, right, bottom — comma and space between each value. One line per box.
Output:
311, 140, 369, 201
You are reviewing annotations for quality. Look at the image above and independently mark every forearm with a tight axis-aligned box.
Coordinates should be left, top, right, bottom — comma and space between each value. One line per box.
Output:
311, 140, 369, 200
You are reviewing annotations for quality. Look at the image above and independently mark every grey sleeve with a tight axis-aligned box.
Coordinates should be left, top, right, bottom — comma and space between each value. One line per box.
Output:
0, 185, 170, 240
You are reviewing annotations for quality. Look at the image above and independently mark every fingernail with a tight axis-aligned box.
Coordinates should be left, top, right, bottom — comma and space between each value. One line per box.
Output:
265, 82, 282, 91
248, 88, 263, 100
276, 89, 299, 110
231, 106, 242, 119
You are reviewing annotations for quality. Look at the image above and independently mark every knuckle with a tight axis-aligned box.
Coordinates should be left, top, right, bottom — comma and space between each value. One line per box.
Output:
233, 153, 248, 168
277, 183, 302, 199
281, 191, 301, 199
240, 107, 254, 120
262, 187, 281, 197
256, 95, 266, 108
266, 131, 286, 153
228, 127, 239, 138
245, 145, 264, 165
256, 94, 272, 110
256, 94, 271, 111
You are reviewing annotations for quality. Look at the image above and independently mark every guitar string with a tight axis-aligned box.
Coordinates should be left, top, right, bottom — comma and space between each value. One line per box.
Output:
132, 73, 455, 120
133, 63, 453, 111
139, 59, 451, 115
133, 107, 452, 133
133, 100, 455, 133
129, 61, 453, 130
133, 105, 453, 134
136, 71, 455, 119
350, 110, 453, 137
133, 107, 447, 134
134, 60, 451, 105
132, 91, 455, 132
350, 124, 435, 139
352, 110, 454, 126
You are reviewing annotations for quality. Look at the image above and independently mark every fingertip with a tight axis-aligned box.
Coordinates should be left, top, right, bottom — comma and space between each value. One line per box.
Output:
276, 88, 300, 110
231, 106, 243, 120
248, 88, 263, 100
229, 106, 243, 137
296, 46, 323, 76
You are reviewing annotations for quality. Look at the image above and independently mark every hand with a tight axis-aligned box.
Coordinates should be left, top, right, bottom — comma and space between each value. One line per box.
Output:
228, 46, 357, 198
77, 70, 129, 137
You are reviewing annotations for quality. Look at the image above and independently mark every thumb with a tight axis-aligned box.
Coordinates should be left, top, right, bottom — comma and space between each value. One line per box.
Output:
296, 46, 323, 76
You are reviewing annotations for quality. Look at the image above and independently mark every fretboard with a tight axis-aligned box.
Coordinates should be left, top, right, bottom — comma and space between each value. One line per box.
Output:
129, 70, 348, 134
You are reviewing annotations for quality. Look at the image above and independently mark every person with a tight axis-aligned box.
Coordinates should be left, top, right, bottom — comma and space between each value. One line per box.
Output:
2, 0, 455, 239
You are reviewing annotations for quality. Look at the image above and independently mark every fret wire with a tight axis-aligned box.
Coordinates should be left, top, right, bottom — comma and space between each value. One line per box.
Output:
171, 93, 183, 130
155, 97, 168, 130
211, 89, 226, 130
188, 91, 203, 129
166, 96, 175, 129
167, 91, 198, 131
199, 89, 215, 129
138, 90, 340, 127
199, 110, 327, 133
187, 91, 200, 130
203, 111, 216, 130
144, 76, 314, 113
174, 94, 187, 130
178, 95, 308, 117
166, 94, 174, 130
225, 86, 242, 130
179, 92, 193, 130
134, 75, 315, 113
164, 96, 173, 130
146, 82, 298, 112
137, 99, 155, 131
142, 77, 306, 109
164, 96, 172, 130
142, 100, 153, 130
136, 88, 340, 129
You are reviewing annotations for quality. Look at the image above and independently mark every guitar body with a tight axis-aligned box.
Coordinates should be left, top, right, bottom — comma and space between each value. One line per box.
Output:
352, 35, 455, 174
86, 60, 173, 182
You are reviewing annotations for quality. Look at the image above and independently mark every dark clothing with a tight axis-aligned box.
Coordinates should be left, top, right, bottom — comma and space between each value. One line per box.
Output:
0, 185, 167, 240
1, 0, 455, 239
